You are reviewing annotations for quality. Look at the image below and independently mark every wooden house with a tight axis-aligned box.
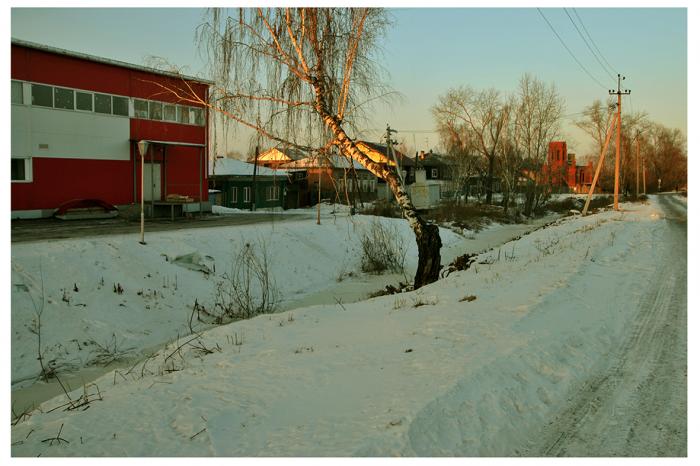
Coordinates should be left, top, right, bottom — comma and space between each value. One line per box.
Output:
209, 158, 293, 210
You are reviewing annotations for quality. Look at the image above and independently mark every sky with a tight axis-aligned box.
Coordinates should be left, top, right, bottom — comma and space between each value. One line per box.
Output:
10, 6, 688, 159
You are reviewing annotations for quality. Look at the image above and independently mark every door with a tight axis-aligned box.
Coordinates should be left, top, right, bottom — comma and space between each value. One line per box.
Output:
143, 163, 162, 201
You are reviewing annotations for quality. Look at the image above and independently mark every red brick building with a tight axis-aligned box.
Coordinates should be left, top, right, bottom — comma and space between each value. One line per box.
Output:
11, 39, 212, 218
543, 141, 594, 193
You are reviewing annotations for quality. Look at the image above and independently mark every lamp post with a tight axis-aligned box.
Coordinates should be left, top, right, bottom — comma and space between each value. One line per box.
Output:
137, 140, 149, 245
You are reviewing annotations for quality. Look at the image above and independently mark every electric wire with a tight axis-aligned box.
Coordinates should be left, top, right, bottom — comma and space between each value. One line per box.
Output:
536, 8, 609, 90
564, 8, 617, 83
572, 8, 619, 78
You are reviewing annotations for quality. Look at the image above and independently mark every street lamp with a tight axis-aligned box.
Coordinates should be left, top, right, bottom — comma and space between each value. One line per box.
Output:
137, 140, 149, 245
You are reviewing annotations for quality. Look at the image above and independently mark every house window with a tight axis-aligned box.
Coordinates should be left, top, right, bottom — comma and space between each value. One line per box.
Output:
112, 96, 129, 116
94, 93, 112, 114
11, 158, 31, 182
31, 84, 53, 107
177, 106, 190, 124
53, 87, 74, 110
134, 99, 149, 118
431, 168, 438, 179
243, 186, 251, 203
149, 101, 163, 120
76, 91, 93, 111
191, 107, 205, 126
231, 187, 238, 204
163, 104, 177, 122
11, 81, 23, 104
267, 185, 280, 201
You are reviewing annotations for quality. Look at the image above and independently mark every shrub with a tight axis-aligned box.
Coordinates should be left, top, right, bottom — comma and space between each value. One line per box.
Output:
214, 239, 279, 321
360, 219, 407, 274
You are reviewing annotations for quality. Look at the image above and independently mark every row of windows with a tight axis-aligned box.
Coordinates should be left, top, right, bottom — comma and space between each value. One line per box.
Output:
11, 80, 205, 126
231, 186, 280, 204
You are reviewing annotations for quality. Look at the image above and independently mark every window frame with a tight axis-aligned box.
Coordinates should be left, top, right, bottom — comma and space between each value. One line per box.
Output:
94, 93, 113, 115
243, 186, 251, 203
431, 168, 439, 179
231, 187, 238, 204
31, 84, 54, 108
267, 185, 280, 201
112, 95, 129, 116
11, 80, 24, 105
149, 101, 163, 120
11, 157, 33, 183
163, 103, 177, 122
75, 91, 94, 112
53, 87, 75, 110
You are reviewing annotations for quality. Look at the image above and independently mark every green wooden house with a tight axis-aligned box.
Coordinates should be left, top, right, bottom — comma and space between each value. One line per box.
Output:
209, 158, 294, 210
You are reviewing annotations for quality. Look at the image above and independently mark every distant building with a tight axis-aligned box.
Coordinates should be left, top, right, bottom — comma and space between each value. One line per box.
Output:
543, 141, 594, 193
11, 38, 212, 219
209, 158, 294, 210
251, 147, 308, 169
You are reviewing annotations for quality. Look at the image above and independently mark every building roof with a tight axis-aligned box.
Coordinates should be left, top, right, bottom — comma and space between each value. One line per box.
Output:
356, 140, 413, 166
12, 38, 214, 85
251, 146, 309, 163
211, 158, 294, 177
280, 154, 367, 170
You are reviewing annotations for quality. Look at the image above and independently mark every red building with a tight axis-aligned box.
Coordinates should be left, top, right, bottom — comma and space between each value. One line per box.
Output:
11, 39, 212, 218
543, 141, 594, 193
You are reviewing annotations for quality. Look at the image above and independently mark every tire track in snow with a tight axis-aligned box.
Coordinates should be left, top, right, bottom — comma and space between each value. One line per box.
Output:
530, 194, 686, 457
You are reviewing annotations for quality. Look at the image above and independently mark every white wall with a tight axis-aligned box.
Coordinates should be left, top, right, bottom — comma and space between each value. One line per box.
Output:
11, 105, 130, 161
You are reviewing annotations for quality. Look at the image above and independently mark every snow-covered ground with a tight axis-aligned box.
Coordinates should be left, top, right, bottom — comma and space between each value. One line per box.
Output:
10, 196, 681, 456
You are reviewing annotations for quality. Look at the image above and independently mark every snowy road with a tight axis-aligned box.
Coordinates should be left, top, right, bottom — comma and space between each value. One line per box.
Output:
527, 194, 687, 457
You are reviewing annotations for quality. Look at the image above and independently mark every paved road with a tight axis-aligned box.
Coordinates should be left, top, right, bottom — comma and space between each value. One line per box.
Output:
529, 194, 687, 457
11, 212, 308, 243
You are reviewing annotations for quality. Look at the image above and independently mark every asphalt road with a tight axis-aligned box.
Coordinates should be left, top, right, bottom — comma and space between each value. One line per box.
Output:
11, 212, 308, 243
528, 194, 687, 457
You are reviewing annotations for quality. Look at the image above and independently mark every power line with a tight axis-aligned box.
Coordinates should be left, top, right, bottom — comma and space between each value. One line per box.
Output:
572, 8, 618, 78
563, 8, 616, 83
536, 8, 609, 90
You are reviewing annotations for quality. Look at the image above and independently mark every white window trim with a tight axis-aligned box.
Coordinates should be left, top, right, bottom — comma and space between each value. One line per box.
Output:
11, 80, 25, 105
431, 168, 439, 179
267, 185, 280, 201
11, 157, 33, 183
231, 187, 238, 204
243, 186, 251, 203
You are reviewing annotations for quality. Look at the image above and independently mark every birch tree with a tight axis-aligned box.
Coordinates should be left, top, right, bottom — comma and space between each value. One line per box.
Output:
156, 8, 442, 288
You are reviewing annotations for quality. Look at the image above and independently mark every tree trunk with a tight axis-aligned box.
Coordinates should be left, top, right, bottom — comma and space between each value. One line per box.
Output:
318, 108, 441, 289
485, 155, 495, 204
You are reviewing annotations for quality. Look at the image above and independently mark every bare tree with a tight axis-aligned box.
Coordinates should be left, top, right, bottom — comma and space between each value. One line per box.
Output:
496, 96, 521, 215
154, 8, 441, 288
434, 110, 482, 202
432, 86, 508, 204
514, 74, 564, 215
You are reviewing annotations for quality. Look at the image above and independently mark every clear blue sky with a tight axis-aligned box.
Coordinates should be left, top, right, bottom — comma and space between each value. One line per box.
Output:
11, 7, 687, 158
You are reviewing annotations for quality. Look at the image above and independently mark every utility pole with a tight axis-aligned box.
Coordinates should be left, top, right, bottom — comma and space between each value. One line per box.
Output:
635, 131, 641, 198
609, 74, 631, 210
251, 145, 259, 212
642, 155, 647, 194
385, 125, 404, 189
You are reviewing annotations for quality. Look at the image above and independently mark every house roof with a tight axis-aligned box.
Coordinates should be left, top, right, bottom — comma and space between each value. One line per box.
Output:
211, 158, 293, 177
12, 38, 214, 85
356, 141, 414, 166
279, 154, 367, 171
252, 147, 309, 163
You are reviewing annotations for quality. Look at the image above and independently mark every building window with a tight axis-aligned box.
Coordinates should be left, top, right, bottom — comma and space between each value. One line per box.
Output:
53, 87, 74, 110
191, 107, 205, 126
31, 84, 53, 107
431, 168, 438, 179
243, 186, 251, 203
95, 93, 112, 114
112, 96, 129, 116
76, 91, 93, 111
11, 81, 23, 104
231, 187, 238, 204
11, 158, 31, 182
267, 185, 280, 201
134, 99, 149, 119
177, 106, 190, 124
149, 101, 163, 120
163, 104, 177, 122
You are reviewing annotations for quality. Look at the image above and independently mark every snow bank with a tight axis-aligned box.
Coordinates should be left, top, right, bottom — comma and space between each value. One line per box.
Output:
11, 199, 673, 456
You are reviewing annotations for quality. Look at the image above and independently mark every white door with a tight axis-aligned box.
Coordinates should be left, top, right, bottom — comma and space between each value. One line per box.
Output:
143, 163, 162, 201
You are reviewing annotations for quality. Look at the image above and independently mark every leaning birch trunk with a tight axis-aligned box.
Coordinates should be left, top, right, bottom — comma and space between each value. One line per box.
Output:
317, 106, 441, 288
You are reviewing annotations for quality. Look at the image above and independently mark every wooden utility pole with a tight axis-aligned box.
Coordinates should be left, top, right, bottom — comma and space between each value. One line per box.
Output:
635, 131, 641, 198
583, 114, 618, 216
609, 74, 631, 210
385, 125, 404, 189
251, 145, 259, 212
642, 155, 647, 194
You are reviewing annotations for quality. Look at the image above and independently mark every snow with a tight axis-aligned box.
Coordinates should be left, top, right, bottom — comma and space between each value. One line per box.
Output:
11, 198, 672, 456
210, 158, 295, 177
